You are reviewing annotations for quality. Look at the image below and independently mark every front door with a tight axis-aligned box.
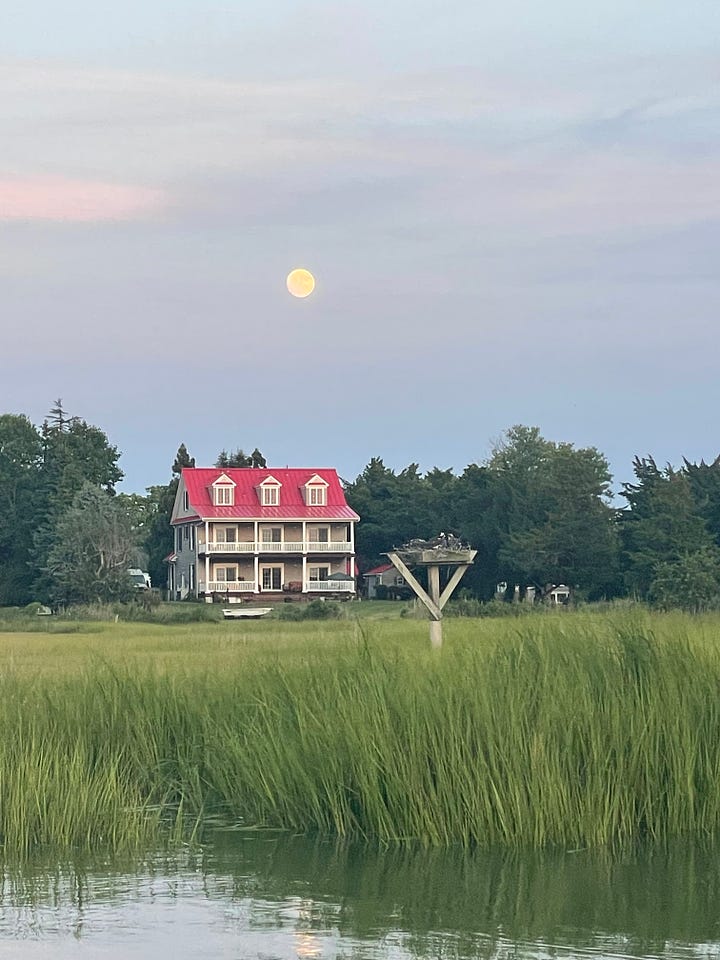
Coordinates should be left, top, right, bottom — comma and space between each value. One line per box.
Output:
260, 565, 283, 591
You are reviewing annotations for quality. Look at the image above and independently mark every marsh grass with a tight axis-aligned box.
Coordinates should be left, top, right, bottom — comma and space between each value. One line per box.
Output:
1, 610, 720, 853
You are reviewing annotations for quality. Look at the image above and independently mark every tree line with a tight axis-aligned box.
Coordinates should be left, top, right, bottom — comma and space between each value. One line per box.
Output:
1, 405, 719, 610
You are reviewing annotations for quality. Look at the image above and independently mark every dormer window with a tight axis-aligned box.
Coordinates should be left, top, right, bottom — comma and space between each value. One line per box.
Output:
216, 486, 233, 506
211, 473, 236, 507
258, 475, 282, 507
262, 487, 278, 506
304, 474, 328, 507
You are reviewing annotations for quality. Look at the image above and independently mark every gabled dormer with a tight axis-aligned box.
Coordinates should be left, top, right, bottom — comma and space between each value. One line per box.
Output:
303, 473, 329, 506
258, 474, 282, 507
211, 472, 236, 507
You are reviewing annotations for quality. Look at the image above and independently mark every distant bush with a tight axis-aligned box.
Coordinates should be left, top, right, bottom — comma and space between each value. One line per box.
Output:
276, 600, 343, 621
51, 601, 220, 624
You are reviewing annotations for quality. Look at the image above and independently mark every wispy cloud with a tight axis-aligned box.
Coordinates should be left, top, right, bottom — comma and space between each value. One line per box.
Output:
0, 175, 167, 222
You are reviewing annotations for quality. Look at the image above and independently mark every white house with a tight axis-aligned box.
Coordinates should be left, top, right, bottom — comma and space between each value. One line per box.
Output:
168, 467, 360, 602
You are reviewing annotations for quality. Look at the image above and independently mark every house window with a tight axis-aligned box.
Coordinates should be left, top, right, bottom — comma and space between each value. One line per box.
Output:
215, 566, 237, 583
189, 564, 195, 591
309, 566, 330, 581
216, 527, 237, 543
309, 527, 329, 543
261, 566, 282, 591
215, 486, 233, 506
184, 525, 189, 541
261, 527, 282, 543
261, 486, 279, 506
176, 527, 183, 552
190, 526, 196, 550
183, 490, 189, 511
308, 486, 326, 506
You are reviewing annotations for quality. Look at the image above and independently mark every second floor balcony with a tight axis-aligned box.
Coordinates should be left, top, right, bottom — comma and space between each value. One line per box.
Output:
200, 579, 355, 594
198, 540, 353, 555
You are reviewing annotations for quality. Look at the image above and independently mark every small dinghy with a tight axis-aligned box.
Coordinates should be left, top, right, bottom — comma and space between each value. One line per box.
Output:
222, 607, 272, 620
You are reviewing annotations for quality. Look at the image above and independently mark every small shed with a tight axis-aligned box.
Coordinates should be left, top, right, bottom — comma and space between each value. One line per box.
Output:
547, 584, 571, 605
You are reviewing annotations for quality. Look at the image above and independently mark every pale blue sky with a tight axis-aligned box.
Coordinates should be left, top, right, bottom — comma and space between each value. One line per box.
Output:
1, 1, 719, 492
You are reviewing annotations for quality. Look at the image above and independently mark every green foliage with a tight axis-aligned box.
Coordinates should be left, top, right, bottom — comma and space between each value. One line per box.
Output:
2, 612, 720, 853
3, 402, 720, 613
444, 598, 523, 618
172, 443, 195, 475
215, 447, 266, 468
142, 443, 196, 592
345, 426, 621, 601
39, 399, 123, 506
649, 547, 720, 612
491, 426, 619, 597
0, 414, 44, 604
621, 459, 717, 599
684, 456, 720, 543
276, 600, 343, 621
42, 483, 139, 604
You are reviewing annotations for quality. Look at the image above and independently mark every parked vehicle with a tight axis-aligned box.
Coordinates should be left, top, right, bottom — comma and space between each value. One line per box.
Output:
128, 569, 152, 590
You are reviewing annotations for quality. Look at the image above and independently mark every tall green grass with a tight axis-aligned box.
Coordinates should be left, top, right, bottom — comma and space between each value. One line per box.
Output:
1, 611, 720, 853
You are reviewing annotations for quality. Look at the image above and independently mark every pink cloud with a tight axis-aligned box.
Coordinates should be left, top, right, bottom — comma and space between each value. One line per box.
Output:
0, 176, 167, 222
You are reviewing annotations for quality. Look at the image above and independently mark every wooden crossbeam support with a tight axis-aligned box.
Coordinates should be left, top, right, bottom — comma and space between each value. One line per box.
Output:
386, 552, 440, 620
438, 563, 473, 609
386, 549, 477, 649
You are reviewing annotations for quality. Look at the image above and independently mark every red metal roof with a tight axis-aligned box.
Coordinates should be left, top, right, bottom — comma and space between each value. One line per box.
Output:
363, 563, 393, 576
176, 467, 360, 522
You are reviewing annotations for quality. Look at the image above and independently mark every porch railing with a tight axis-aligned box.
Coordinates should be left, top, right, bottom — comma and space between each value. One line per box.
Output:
306, 580, 356, 593
199, 541, 352, 555
203, 580, 257, 593
198, 579, 356, 595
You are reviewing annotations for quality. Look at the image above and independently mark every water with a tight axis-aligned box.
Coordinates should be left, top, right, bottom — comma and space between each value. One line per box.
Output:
1, 833, 719, 959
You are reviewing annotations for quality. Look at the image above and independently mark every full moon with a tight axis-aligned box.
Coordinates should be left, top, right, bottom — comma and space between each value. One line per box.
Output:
286, 268, 315, 298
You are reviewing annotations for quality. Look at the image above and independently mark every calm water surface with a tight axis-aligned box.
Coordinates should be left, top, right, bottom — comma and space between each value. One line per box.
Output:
1, 833, 719, 959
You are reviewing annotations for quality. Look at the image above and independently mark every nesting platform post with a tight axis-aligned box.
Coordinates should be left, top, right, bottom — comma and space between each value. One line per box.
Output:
386, 547, 477, 649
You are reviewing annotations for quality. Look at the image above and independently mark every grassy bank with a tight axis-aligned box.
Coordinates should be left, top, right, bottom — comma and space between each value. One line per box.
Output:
1, 610, 720, 853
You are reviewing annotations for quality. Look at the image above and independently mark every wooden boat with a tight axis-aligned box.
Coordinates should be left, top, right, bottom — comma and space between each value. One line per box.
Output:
222, 607, 272, 620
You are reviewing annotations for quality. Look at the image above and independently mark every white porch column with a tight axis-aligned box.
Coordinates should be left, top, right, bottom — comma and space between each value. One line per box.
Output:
302, 520, 307, 553
302, 555, 307, 592
254, 554, 259, 591
254, 520, 258, 552
205, 520, 210, 598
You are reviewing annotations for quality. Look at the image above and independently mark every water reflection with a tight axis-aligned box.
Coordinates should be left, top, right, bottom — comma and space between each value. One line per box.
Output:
1, 834, 719, 959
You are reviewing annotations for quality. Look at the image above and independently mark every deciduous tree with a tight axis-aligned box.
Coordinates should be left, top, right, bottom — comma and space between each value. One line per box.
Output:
42, 482, 139, 604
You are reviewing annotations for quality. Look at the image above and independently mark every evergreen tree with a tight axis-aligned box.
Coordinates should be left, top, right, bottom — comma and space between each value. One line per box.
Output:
683, 456, 720, 545
620, 458, 715, 599
215, 447, 266, 468
173, 443, 195, 475
143, 444, 196, 592
0, 415, 44, 604
33, 401, 124, 601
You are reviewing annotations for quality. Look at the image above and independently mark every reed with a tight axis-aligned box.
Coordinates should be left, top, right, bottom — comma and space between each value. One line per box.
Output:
1, 610, 720, 853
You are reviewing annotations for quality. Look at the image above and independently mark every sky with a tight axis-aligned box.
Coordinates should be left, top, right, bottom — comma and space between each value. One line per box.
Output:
1, 0, 719, 495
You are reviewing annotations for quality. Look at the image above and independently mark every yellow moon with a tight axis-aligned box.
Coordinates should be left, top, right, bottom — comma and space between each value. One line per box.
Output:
286, 268, 315, 298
